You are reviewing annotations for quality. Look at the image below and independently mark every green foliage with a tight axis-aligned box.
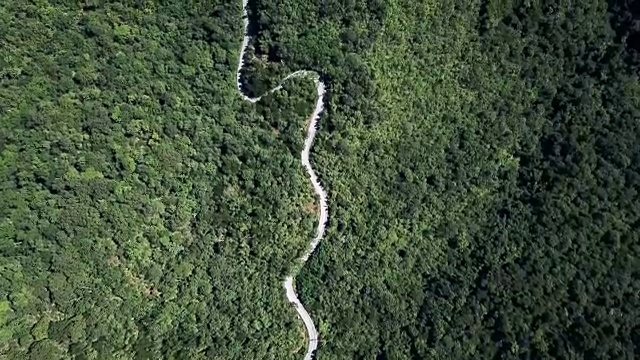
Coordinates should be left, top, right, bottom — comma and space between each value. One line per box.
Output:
2, 0, 639, 359
270, 0, 639, 358
0, 0, 320, 358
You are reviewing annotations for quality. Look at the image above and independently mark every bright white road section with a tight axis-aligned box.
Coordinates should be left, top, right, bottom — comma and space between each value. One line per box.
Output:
235, 0, 329, 359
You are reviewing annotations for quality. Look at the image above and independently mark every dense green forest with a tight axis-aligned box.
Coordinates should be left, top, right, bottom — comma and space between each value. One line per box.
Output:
0, 1, 319, 358
1, 0, 639, 359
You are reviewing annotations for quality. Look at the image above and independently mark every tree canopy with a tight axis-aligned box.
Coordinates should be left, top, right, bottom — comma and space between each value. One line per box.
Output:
1, 0, 639, 359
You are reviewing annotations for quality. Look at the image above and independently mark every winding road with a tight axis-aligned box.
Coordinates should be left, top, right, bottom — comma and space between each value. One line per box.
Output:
235, 1, 329, 359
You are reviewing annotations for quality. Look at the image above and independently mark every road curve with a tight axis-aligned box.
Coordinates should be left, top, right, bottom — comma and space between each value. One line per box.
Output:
235, 1, 329, 359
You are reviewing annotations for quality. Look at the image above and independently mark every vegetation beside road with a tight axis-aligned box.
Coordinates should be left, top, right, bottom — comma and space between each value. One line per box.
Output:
1, 0, 639, 359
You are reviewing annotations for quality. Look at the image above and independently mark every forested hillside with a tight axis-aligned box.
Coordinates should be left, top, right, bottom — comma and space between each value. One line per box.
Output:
0, 1, 320, 358
288, 0, 640, 358
1, 0, 639, 359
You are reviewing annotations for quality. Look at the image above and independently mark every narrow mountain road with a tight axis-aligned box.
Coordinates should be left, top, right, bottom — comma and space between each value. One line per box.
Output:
235, 1, 329, 359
